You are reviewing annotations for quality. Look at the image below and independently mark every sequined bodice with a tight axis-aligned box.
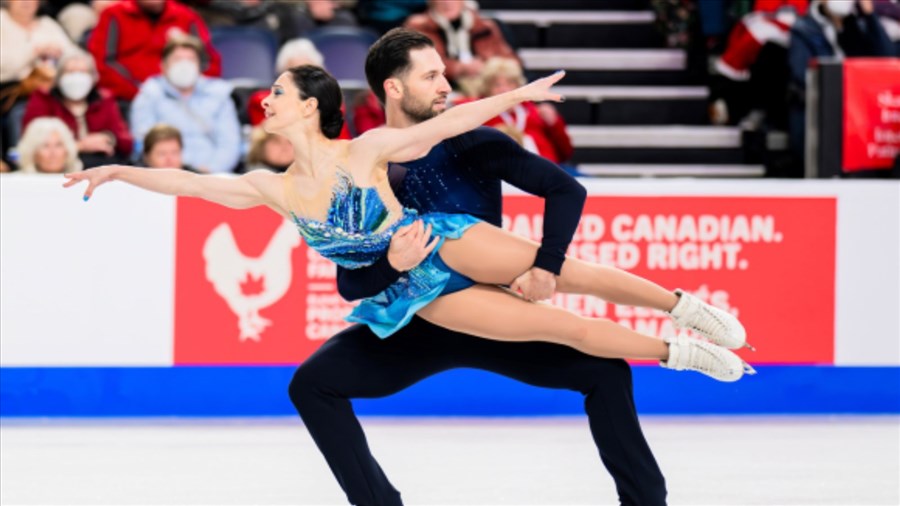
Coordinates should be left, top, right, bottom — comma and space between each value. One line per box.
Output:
287, 169, 416, 269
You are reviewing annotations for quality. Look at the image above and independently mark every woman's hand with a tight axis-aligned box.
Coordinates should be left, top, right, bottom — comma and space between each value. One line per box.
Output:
517, 70, 566, 103
62, 165, 119, 201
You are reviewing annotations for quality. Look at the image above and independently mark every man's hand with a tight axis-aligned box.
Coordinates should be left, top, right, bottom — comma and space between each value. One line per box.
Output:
387, 220, 439, 272
510, 267, 557, 302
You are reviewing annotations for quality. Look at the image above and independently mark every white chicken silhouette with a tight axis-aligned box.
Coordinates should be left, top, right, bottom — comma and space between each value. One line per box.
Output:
202, 220, 301, 342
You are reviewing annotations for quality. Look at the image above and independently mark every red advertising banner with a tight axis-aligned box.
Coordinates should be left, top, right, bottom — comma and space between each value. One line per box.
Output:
173, 198, 352, 365
843, 58, 900, 171
504, 196, 836, 364
174, 195, 836, 366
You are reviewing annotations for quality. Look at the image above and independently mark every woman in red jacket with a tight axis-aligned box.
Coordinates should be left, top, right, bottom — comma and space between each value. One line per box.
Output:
474, 57, 573, 164
22, 51, 133, 168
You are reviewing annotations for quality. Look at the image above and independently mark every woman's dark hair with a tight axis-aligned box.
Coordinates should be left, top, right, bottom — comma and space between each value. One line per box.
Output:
288, 65, 344, 139
364, 28, 435, 105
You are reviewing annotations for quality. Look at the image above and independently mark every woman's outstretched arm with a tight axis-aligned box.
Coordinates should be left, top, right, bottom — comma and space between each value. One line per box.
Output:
62, 165, 280, 211
356, 71, 566, 165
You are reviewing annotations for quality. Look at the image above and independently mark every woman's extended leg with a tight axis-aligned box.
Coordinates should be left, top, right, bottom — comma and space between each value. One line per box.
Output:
439, 223, 677, 310
438, 222, 748, 349
416, 285, 749, 381
418, 285, 669, 360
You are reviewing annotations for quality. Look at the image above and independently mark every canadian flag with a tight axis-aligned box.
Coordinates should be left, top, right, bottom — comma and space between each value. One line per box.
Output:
173, 198, 323, 365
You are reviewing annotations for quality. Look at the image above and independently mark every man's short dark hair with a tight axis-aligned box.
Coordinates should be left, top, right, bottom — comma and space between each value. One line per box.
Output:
365, 28, 435, 105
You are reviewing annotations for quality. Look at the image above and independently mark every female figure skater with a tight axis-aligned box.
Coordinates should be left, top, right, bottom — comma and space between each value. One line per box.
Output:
64, 65, 754, 381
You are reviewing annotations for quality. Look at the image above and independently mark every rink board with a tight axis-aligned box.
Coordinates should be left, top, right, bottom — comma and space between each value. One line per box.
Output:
1, 176, 898, 415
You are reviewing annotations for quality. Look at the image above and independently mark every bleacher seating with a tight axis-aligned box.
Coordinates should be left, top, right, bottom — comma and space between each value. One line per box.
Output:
307, 26, 381, 92
211, 26, 278, 87
483, 2, 770, 178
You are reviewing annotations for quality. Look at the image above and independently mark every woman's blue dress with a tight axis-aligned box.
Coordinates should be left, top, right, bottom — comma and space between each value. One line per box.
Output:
289, 170, 479, 337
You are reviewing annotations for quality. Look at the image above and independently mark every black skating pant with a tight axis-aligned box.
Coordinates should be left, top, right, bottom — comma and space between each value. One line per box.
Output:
289, 316, 667, 505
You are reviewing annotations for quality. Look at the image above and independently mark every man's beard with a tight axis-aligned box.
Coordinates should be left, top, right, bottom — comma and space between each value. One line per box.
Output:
400, 87, 443, 124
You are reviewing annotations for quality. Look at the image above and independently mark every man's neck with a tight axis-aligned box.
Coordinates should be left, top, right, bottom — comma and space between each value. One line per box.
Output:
384, 101, 419, 129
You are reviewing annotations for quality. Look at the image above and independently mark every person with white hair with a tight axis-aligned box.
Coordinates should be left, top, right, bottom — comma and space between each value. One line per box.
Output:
15, 117, 82, 173
247, 38, 329, 127
22, 50, 133, 168
0, 0, 80, 164
277, 38, 325, 72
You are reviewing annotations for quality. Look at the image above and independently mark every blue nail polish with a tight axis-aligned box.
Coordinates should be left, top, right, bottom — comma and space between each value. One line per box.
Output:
83, 195, 89, 201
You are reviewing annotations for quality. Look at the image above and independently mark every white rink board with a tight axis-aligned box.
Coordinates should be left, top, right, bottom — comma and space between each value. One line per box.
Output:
0, 175, 176, 366
1, 175, 898, 366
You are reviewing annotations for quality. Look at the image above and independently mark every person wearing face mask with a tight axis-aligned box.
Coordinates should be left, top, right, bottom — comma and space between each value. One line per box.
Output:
15, 117, 83, 174
0, 0, 79, 167
129, 35, 240, 173
22, 51, 133, 168
784, 0, 896, 177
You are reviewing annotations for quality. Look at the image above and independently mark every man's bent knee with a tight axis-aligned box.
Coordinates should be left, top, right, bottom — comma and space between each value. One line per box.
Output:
288, 360, 327, 412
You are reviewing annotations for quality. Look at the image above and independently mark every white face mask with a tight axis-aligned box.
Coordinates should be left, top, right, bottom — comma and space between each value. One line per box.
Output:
165, 60, 200, 89
58, 72, 93, 101
827, 0, 856, 18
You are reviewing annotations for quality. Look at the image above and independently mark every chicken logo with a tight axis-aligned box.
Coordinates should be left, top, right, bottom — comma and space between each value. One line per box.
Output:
174, 198, 319, 365
202, 220, 301, 342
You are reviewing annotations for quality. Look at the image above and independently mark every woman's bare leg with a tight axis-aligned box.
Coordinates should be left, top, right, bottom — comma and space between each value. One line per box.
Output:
439, 223, 749, 350
439, 223, 678, 311
417, 285, 670, 360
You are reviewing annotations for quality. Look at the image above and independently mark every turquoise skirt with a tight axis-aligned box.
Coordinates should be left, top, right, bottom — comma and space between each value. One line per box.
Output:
346, 212, 480, 338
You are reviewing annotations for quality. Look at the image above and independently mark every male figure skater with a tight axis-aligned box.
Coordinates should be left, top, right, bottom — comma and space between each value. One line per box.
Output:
289, 29, 667, 505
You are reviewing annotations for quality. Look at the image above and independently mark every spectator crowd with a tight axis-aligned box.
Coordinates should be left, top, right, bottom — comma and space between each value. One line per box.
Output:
659, 0, 898, 175
1, 0, 897, 177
